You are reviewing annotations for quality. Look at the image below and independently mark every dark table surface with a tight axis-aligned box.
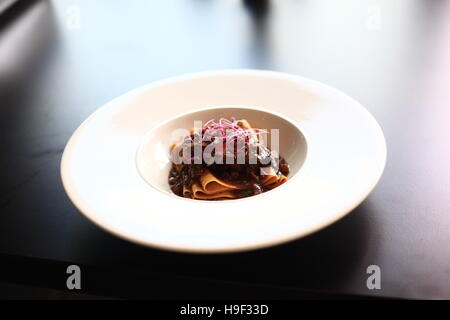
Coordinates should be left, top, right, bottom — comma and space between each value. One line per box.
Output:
1, 0, 449, 299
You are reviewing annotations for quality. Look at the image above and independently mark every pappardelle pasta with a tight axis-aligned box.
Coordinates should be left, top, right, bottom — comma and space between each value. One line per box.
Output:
168, 118, 290, 200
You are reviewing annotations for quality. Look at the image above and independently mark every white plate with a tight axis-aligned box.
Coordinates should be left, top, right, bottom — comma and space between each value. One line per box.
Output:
61, 70, 386, 253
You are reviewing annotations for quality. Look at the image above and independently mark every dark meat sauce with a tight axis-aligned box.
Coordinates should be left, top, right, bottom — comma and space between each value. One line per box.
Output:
168, 158, 290, 199
168, 121, 290, 200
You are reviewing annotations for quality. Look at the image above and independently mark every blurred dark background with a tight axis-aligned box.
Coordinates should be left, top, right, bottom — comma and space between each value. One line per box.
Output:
0, 0, 449, 299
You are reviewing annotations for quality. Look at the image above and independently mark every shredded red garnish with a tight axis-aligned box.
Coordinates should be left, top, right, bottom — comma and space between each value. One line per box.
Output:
201, 118, 267, 143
